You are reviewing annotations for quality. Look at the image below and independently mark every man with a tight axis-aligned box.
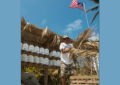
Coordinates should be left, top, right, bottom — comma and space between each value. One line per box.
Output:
59, 35, 76, 85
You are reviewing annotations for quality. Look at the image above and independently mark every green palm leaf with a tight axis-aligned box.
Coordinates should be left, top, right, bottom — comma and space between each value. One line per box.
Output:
91, 11, 99, 24
87, 0, 99, 24
87, 6, 99, 13
90, 0, 99, 4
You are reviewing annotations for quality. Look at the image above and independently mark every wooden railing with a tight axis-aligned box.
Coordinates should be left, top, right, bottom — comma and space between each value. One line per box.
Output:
70, 75, 99, 85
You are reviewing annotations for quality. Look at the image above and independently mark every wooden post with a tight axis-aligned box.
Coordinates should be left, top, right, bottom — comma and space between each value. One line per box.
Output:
44, 66, 48, 85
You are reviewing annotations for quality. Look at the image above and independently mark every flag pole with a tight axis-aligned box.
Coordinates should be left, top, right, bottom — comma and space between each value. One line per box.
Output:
83, 2, 89, 28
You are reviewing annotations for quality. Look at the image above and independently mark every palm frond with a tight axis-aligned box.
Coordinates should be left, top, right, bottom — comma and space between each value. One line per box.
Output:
69, 47, 98, 62
41, 26, 54, 38
91, 11, 99, 24
74, 28, 92, 48
87, 6, 99, 13
51, 34, 61, 47
23, 22, 32, 32
90, 0, 99, 4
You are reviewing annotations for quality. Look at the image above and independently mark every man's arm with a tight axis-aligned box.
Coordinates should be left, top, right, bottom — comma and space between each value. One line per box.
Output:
61, 47, 72, 53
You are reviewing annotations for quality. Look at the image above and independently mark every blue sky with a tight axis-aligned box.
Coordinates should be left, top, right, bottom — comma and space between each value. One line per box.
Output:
21, 0, 99, 40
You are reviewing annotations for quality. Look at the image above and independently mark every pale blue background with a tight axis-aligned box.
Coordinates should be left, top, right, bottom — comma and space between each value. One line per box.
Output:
0, 0, 21, 85
0, 0, 120, 85
100, 0, 120, 85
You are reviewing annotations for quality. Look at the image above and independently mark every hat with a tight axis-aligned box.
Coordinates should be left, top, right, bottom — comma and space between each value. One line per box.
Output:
63, 35, 70, 39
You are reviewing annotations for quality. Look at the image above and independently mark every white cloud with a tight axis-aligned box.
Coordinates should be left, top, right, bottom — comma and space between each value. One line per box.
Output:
41, 19, 47, 25
64, 19, 82, 32
89, 32, 99, 41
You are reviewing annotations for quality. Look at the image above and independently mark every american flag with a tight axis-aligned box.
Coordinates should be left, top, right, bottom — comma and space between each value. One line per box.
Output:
70, 0, 85, 11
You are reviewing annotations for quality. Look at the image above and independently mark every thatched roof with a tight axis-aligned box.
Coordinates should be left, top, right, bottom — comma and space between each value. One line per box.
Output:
21, 17, 73, 51
21, 17, 99, 58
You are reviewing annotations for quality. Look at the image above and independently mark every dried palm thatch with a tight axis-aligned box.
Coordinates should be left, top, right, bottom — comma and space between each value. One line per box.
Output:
74, 28, 92, 49
21, 17, 26, 26
21, 17, 62, 50
51, 34, 62, 47
81, 41, 99, 52
21, 17, 43, 37
70, 28, 99, 63
40, 26, 58, 48
21, 31, 38, 44
23, 22, 32, 32
69, 48, 98, 62
42, 26, 54, 38
21, 17, 31, 32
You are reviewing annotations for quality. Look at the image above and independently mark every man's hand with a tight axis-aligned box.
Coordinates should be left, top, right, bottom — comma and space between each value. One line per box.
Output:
61, 47, 72, 53
66, 47, 72, 51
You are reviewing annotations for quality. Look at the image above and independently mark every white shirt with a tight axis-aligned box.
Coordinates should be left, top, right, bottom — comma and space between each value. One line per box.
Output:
59, 42, 73, 64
